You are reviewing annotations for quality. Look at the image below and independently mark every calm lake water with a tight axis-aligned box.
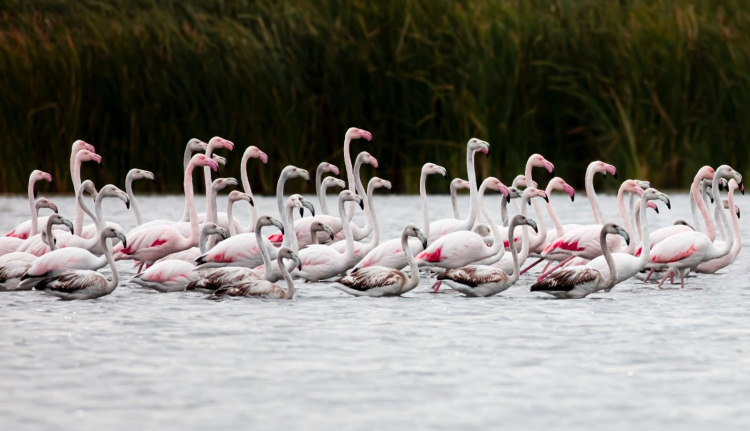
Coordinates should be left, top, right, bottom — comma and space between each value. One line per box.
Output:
1, 191, 748, 430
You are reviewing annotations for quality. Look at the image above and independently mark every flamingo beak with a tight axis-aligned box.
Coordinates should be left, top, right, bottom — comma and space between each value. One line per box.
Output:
330, 164, 339, 176
270, 218, 285, 235
62, 218, 74, 235
527, 218, 539, 233
115, 231, 127, 249
324, 225, 334, 240
218, 228, 229, 240
292, 253, 302, 271
416, 229, 427, 250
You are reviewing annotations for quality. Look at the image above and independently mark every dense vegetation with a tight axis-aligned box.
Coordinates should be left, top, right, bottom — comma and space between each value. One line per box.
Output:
1, 0, 749, 193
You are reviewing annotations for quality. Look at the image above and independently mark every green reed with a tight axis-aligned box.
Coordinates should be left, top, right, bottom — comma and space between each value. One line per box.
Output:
1, 0, 748, 194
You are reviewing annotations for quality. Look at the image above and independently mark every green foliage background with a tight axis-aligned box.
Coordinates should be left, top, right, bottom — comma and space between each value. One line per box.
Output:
1, 0, 749, 193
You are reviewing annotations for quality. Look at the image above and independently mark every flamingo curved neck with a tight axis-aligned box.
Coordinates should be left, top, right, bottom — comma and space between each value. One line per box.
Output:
183, 162, 201, 248
450, 183, 461, 219
692, 175, 716, 241
343, 135, 357, 223
28, 177, 38, 236
508, 219, 523, 283
316, 165, 329, 216
351, 157, 372, 232
544, 184, 564, 238
338, 197, 355, 262
585, 165, 604, 224
283, 204, 299, 251
478, 187, 504, 259
279, 258, 295, 299
255, 224, 273, 281
636, 198, 651, 267
708, 173, 733, 259
276, 169, 293, 227
125, 173, 143, 226
419, 169, 431, 240
600, 229, 618, 289
241, 154, 258, 232
361, 183, 379, 252
226, 200, 238, 236
73, 155, 87, 234
101, 235, 118, 291
203, 146, 216, 222
198, 229, 212, 254
516, 196, 532, 264
180, 145, 197, 222
500, 196, 510, 227
616, 187, 636, 253
464, 149, 479, 231
76, 190, 101, 251
402, 231, 420, 291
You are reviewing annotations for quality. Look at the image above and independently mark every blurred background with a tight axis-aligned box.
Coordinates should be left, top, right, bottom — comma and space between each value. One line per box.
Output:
1, 0, 749, 194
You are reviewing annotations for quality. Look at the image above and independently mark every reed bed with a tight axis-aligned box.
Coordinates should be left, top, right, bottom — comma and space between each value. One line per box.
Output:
1, 0, 749, 193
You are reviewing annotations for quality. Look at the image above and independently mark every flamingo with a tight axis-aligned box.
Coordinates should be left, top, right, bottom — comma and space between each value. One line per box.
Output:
125, 169, 155, 226
536, 177, 577, 251
319, 176, 346, 217
436, 215, 538, 297
328, 177, 390, 256
508, 154, 555, 251
0, 215, 74, 290
174, 139, 208, 221
333, 225, 427, 297
489, 188, 548, 274
354, 163, 446, 270
186, 215, 286, 292
72, 149, 103, 235
530, 223, 629, 299
208, 247, 301, 300
200, 137, 235, 225
225, 191, 254, 236
204, 177, 241, 248
450, 178, 470, 219
648, 165, 742, 288
426, 138, 490, 244
586, 188, 671, 285
4, 170, 54, 240
290, 191, 364, 282
500, 186, 523, 227
695, 179, 742, 274
114, 154, 219, 268
316, 162, 340, 215
34, 227, 126, 301
130, 223, 229, 293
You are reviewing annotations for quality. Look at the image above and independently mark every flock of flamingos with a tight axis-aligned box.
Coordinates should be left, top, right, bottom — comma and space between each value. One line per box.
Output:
0, 128, 743, 300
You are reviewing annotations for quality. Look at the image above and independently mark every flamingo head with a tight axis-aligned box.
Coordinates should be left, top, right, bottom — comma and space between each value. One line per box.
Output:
369, 177, 392, 192
643, 188, 671, 210
35, 198, 58, 214
31, 170, 53, 184
634, 179, 651, 190
621, 180, 645, 197
244, 146, 268, 164
202, 222, 229, 241
284, 166, 310, 183
300, 196, 316, 218
472, 224, 492, 237
212, 177, 238, 193
512, 214, 538, 233
321, 176, 346, 190
76, 149, 102, 166
450, 178, 470, 190
99, 184, 131, 209
191, 154, 219, 172
404, 224, 427, 250
697, 166, 715, 181
228, 190, 254, 207
507, 186, 523, 200
211, 154, 227, 167
257, 215, 285, 235
49, 214, 74, 235
512, 174, 537, 189
673, 219, 695, 230
424, 163, 447, 177
357, 151, 378, 169
72, 140, 95, 154
340, 190, 364, 210
727, 179, 744, 197
592, 161, 617, 178
187, 138, 208, 153
468, 138, 490, 157
127, 169, 155, 182
311, 221, 335, 241
548, 177, 575, 202
209, 136, 235, 153
277, 247, 302, 271
603, 222, 630, 246
529, 154, 555, 175
522, 187, 548, 205
102, 227, 128, 249
484, 177, 510, 199
80, 180, 98, 201
346, 128, 373, 142
318, 162, 339, 176
647, 201, 659, 213
716, 165, 743, 189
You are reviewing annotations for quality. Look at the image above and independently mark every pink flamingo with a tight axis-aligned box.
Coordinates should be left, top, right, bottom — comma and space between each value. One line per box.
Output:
318, 176, 346, 217
648, 165, 742, 288
237, 145, 268, 231
129, 223, 229, 293
4, 170, 54, 240
426, 138, 489, 244
354, 163, 446, 270
489, 188, 548, 274
0, 197, 58, 256
72, 149, 103, 235
199, 137, 235, 225
125, 169, 155, 226
436, 215, 538, 297
530, 223, 629, 299
333, 225, 427, 297
342, 128, 373, 223
113, 154, 219, 268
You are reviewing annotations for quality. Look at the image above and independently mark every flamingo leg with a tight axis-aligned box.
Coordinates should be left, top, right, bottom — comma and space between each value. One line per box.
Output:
431, 281, 442, 293
520, 258, 545, 275
643, 268, 655, 282
137, 262, 144, 274
536, 256, 574, 283
656, 271, 670, 289
680, 272, 685, 289
542, 262, 552, 273
670, 272, 675, 285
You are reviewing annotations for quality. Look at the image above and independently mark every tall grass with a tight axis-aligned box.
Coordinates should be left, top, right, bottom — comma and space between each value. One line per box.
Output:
1, 0, 749, 193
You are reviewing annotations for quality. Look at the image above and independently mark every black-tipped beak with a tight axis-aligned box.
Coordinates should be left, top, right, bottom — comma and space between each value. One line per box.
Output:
358, 199, 364, 210
738, 208, 741, 219
249, 197, 254, 207
543, 195, 549, 203
125, 200, 131, 209
613, 172, 618, 179
570, 195, 575, 202
280, 227, 285, 236
299, 208, 304, 218
486, 148, 491, 158
550, 169, 555, 177
421, 239, 427, 250
666, 200, 671, 210
506, 195, 511, 203
654, 207, 659, 214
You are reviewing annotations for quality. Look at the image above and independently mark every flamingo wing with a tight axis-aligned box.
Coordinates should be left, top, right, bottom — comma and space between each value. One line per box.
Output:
186, 267, 259, 291
530, 266, 600, 292
336, 267, 404, 291
0, 261, 32, 282
649, 232, 705, 264
212, 280, 281, 298
438, 265, 508, 287
36, 270, 105, 293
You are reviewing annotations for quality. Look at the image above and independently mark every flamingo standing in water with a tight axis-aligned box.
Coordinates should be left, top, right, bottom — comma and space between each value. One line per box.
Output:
694, 180, 741, 274
333, 225, 427, 297
354, 163, 446, 270
319, 176, 346, 217
199, 137, 235, 224
114, 154, 219, 269
4, 170, 54, 240
237, 145, 268, 232
316, 162, 340, 215
125, 169, 155, 226
436, 215, 538, 297
342, 128, 373, 223
0, 197, 58, 256
648, 165, 742, 287
530, 223, 629, 299
34, 227, 126, 301
208, 247, 301, 300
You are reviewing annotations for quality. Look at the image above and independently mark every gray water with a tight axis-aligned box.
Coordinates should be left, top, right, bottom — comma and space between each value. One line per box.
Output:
1, 191, 748, 430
